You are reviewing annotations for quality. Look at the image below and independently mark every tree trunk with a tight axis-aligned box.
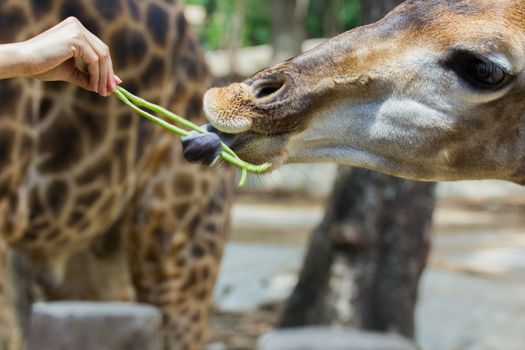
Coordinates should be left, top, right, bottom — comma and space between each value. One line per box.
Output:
279, 168, 435, 337
270, 0, 309, 64
279, 1, 436, 338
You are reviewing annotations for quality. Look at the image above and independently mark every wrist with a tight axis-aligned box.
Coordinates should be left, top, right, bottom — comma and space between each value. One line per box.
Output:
0, 42, 31, 79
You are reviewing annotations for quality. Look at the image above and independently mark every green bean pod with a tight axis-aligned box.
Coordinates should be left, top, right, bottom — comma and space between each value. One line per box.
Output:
114, 86, 271, 186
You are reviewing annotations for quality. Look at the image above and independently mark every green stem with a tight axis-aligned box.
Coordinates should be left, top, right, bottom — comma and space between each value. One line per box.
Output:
239, 169, 248, 187
219, 151, 272, 173
114, 86, 272, 187
115, 89, 190, 136
117, 86, 239, 160
117, 86, 207, 134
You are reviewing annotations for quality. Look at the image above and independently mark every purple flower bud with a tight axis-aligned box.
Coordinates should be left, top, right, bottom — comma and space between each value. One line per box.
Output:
181, 132, 222, 166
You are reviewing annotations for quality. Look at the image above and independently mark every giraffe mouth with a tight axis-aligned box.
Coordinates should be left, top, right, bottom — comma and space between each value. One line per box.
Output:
181, 124, 289, 170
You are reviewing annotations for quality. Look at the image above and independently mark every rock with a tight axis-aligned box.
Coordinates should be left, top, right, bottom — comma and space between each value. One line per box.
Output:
28, 302, 162, 350
257, 327, 419, 350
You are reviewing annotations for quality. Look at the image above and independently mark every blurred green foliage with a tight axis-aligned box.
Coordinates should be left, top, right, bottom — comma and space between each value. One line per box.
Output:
186, 0, 271, 50
305, 0, 361, 38
186, 0, 361, 50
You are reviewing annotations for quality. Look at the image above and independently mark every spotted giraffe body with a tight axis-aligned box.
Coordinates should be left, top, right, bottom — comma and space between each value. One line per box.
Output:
0, 1, 233, 349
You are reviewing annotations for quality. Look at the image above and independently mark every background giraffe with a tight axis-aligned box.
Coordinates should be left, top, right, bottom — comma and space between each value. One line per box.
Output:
0, 1, 233, 349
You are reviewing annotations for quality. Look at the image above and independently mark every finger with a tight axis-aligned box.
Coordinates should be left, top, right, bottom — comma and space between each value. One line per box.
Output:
107, 56, 116, 93
114, 75, 122, 84
74, 23, 105, 94
98, 51, 109, 96
84, 31, 112, 96
81, 43, 99, 93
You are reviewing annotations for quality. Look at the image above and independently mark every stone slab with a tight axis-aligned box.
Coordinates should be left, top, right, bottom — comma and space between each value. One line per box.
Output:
257, 327, 419, 350
28, 302, 162, 350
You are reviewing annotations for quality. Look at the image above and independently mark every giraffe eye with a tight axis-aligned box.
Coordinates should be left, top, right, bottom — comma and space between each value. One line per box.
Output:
462, 58, 506, 87
446, 51, 510, 90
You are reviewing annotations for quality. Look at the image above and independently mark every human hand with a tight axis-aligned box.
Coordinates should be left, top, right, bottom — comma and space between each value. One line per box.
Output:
18, 17, 120, 96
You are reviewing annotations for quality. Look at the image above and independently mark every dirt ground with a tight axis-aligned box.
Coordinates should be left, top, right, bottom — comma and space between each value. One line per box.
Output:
207, 306, 281, 350
206, 190, 525, 350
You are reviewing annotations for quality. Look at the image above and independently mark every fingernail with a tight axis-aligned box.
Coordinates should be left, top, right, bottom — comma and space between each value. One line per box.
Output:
101, 87, 107, 97
111, 80, 116, 90
115, 75, 122, 84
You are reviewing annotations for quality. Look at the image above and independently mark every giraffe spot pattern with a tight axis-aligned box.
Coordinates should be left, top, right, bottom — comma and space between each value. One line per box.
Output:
0, 80, 22, 116
0, 130, 14, 169
117, 113, 133, 129
76, 159, 112, 185
176, 257, 186, 267
190, 244, 204, 259
204, 223, 217, 234
29, 188, 44, 221
67, 211, 84, 226
185, 94, 204, 120
30, 0, 52, 19
46, 180, 68, 216
38, 116, 82, 173
0, 6, 27, 43
0, 2, 229, 350
73, 106, 107, 147
92, 224, 122, 257
180, 57, 198, 81
60, 0, 100, 36
174, 203, 190, 219
127, 0, 140, 20
39, 98, 53, 122
195, 288, 207, 301
173, 174, 194, 196
190, 310, 201, 323
76, 191, 101, 208
95, 0, 121, 21
147, 3, 168, 47
113, 138, 129, 181
23, 99, 34, 124
206, 240, 218, 256
187, 215, 200, 237
45, 229, 61, 241
180, 270, 197, 292
110, 28, 148, 70
143, 56, 166, 88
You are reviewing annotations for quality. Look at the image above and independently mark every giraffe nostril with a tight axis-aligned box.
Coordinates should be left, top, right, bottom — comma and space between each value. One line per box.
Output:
252, 79, 286, 100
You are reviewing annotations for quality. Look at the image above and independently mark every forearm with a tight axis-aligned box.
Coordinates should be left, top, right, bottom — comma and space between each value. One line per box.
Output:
0, 17, 118, 94
0, 42, 28, 79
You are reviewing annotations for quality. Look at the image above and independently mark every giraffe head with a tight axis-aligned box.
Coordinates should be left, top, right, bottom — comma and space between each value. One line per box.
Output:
204, 0, 525, 183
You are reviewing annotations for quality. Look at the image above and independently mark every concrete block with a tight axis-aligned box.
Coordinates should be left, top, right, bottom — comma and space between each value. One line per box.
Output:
258, 327, 419, 350
28, 302, 162, 350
